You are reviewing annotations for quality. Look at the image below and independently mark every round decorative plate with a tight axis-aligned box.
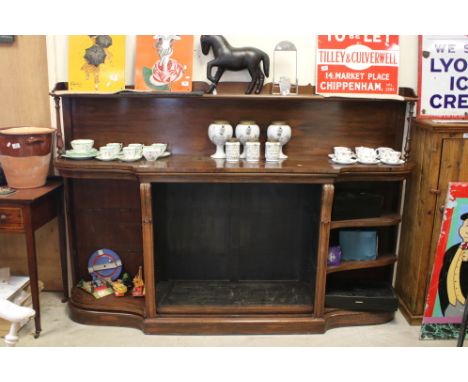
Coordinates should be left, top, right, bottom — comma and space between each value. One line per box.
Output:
87, 248, 122, 281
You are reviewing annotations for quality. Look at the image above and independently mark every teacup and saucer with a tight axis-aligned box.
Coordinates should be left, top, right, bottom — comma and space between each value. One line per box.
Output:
332, 149, 357, 165
356, 147, 379, 164
119, 146, 142, 162
380, 150, 404, 165
96, 146, 118, 161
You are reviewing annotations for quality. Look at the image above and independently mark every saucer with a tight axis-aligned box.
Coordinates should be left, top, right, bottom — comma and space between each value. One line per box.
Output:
332, 158, 357, 165
63, 148, 98, 160
118, 154, 142, 162
357, 158, 380, 165
159, 151, 171, 158
95, 154, 119, 161
380, 159, 405, 165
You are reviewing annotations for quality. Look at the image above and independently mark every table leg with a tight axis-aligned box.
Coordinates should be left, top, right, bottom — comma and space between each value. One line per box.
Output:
24, 208, 41, 338
57, 187, 69, 302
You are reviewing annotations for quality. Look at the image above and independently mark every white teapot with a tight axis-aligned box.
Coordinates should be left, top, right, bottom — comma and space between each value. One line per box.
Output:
235, 121, 260, 158
267, 121, 291, 159
208, 121, 233, 159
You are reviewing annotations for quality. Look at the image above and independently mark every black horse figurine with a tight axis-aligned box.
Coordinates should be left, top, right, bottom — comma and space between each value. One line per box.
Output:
200, 35, 270, 94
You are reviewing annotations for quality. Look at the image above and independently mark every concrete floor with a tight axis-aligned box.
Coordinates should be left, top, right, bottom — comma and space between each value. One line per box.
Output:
2, 292, 457, 347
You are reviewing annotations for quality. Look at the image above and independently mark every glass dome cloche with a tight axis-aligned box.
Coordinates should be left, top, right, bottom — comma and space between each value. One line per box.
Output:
271, 40, 298, 95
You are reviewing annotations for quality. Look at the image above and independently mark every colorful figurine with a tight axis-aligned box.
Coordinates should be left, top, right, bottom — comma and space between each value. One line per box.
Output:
78, 278, 113, 299
132, 266, 145, 297
112, 279, 128, 297
121, 272, 133, 289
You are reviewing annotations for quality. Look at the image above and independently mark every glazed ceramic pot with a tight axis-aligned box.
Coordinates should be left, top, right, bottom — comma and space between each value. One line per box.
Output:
267, 121, 291, 159
235, 121, 260, 158
208, 121, 233, 159
0, 126, 56, 189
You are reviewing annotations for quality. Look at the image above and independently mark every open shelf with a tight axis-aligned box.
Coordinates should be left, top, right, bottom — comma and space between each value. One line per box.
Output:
70, 287, 145, 316
51, 81, 418, 102
330, 213, 401, 229
327, 254, 397, 275
156, 280, 314, 314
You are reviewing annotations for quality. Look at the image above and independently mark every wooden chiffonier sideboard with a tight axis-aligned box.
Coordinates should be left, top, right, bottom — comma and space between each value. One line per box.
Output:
395, 119, 468, 325
52, 82, 416, 334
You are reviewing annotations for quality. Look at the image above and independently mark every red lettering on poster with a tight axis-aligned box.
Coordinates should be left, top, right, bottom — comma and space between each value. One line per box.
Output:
316, 35, 400, 95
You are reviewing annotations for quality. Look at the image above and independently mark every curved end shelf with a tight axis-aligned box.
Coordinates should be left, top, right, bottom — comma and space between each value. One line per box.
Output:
330, 213, 401, 229
327, 254, 397, 275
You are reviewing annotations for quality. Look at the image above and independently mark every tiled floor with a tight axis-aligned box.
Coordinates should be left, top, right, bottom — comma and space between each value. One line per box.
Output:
3, 292, 458, 347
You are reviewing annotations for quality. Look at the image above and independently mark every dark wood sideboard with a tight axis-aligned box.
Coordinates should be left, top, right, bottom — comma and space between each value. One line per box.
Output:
52, 82, 416, 334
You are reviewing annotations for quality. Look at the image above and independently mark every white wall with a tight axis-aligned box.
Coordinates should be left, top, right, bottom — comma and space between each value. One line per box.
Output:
48, 35, 419, 91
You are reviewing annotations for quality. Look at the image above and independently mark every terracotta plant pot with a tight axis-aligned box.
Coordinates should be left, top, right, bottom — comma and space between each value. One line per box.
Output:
0, 127, 56, 189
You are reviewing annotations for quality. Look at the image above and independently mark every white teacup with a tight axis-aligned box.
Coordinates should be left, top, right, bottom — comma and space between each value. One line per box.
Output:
71, 139, 94, 153
357, 148, 378, 163
376, 147, 393, 158
334, 146, 353, 156
355, 146, 373, 156
151, 143, 167, 155
99, 146, 114, 159
335, 151, 355, 162
128, 143, 144, 156
106, 143, 122, 156
122, 146, 140, 160
381, 150, 401, 163
142, 146, 160, 162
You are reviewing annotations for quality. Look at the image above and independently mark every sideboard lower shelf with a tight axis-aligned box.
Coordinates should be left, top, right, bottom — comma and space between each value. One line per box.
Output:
157, 280, 314, 315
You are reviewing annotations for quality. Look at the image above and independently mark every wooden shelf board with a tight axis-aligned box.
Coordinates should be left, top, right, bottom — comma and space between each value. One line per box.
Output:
51, 82, 418, 102
156, 280, 314, 315
327, 254, 397, 275
331, 213, 401, 229
55, 155, 414, 182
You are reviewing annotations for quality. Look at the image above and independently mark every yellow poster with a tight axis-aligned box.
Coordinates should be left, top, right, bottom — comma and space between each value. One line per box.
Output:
68, 35, 126, 92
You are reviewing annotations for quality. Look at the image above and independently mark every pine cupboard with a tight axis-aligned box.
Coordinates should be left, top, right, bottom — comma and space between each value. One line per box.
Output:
395, 119, 468, 324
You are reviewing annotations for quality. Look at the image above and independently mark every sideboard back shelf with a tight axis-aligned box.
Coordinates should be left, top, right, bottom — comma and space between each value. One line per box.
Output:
54, 83, 415, 334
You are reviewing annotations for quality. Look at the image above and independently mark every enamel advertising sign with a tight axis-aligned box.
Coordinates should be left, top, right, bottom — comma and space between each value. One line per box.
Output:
316, 35, 400, 95
418, 36, 468, 120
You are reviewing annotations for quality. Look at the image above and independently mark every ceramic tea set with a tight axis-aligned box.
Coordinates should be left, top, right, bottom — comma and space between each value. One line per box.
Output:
208, 120, 291, 162
328, 146, 405, 165
63, 139, 170, 162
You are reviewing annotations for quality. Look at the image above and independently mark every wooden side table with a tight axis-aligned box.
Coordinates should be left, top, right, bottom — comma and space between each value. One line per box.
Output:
0, 180, 67, 337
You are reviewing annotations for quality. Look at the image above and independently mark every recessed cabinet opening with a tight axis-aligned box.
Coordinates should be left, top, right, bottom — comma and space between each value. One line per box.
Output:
153, 183, 322, 314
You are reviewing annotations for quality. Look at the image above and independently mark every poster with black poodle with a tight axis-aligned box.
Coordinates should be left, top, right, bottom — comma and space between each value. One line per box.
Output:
69, 35, 125, 92
421, 182, 468, 339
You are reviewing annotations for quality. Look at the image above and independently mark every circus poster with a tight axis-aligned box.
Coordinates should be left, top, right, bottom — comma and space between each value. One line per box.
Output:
135, 35, 194, 92
421, 182, 468, 339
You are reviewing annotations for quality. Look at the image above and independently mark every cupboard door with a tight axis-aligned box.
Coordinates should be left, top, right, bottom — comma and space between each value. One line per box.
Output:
429, 138, 468, 270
